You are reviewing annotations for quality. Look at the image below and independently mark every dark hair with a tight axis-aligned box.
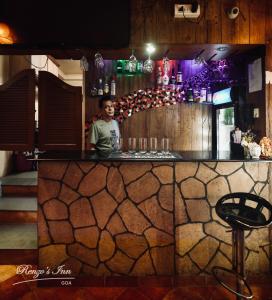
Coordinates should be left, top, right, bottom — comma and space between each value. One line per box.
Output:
99, 95, 114, 109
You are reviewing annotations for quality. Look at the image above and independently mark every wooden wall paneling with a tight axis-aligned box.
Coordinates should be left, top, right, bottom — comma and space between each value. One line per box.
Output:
144, 0, 158, 43
174, 14, 196, 44
191, 104, 200, 150
178, 104, 186, 150
265, 0, 272, 43
266, 0, 272, 72
116, 74, 154, 98
206, 0, 222, 43
8, 56, 31, 78
221, 0, 240, 44
266, 44, 272, 75
120, 117, 128, 149
202, 105, 210, 151
165, 105, 179, 151
119, 104, 212, 151
238, 0, 250, 43
201, 105, 207, 151
182, 104, 193, 150
149, 106, 166, 140
249, 0, 266, 44
194, 0, 208, 43
130, 0, 144, 46
266, 83, 272, 138
266, 41, 272, 137
157, 0, 176, 44
208, 104, 213, 150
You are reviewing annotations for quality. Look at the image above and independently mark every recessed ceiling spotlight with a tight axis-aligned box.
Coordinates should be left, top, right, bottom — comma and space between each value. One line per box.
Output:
146, 43, 156, 55
216, 46, 229, 52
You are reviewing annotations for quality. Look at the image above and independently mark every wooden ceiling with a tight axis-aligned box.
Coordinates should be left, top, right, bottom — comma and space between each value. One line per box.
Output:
0, 44, 264, 61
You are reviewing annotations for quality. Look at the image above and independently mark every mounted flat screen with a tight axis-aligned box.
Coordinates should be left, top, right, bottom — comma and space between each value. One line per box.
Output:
213, 87, 232, 105
0, 0, 130, 48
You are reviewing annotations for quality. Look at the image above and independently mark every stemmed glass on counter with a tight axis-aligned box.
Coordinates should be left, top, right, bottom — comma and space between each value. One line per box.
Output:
150, 137, 158, 154
128, 137, 137, 154
127, 137, 171, 156
139, 137, 147, 154
161, 138, 170, 155
114, 137, 123, 153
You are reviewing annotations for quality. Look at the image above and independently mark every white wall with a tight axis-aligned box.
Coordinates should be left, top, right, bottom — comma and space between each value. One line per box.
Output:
31, 55, 59, 76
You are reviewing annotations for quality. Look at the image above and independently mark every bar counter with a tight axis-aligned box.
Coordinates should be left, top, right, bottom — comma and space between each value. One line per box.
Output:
36, 151, 272, 285
32, 150, 272, 162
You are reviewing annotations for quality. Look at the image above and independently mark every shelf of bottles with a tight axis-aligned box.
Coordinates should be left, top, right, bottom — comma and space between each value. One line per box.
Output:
89, 59, 218, 104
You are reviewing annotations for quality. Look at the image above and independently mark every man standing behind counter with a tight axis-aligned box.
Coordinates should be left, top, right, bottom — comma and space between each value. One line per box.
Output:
89, 96, 120, 152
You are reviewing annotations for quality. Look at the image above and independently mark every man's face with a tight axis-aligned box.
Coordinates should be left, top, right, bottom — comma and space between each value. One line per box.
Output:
102, 100, 115, 118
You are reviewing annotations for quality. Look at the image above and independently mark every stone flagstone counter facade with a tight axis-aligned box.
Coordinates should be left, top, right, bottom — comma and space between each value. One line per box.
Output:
38, 160, 272, 280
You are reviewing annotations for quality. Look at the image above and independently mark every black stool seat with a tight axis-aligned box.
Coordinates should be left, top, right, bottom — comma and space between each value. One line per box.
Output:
213, 192, 272, 300
216, 192, 272, 230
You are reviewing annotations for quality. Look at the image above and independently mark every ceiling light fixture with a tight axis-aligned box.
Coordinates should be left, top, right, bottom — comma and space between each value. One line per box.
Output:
146, 43, 156, 55
0, 22, 14, 44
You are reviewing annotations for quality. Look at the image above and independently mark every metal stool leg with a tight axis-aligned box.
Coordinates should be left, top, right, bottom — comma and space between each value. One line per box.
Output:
233, 228, 246, 300
212, 228, 253, 299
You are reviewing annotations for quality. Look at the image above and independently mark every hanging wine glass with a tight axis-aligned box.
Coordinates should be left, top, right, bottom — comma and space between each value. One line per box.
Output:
94, 52, 104, 69
143, 56, 154, 73
128, 49, 137, 73
80, 56, 89, 71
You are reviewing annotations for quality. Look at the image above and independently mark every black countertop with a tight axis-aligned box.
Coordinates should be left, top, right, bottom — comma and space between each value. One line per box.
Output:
28, 150, 272, 162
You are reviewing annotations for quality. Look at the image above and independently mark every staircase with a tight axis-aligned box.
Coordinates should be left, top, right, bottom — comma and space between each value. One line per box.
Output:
0, 171, 38, 264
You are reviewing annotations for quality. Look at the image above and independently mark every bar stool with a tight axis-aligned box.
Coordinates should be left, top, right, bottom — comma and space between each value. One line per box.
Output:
212, 192, 272, 300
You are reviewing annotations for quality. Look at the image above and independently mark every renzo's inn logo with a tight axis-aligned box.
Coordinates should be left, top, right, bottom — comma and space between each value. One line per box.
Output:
13, 264, 75, 286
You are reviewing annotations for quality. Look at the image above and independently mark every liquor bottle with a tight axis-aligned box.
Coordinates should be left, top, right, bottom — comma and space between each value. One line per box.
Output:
207, 85, 212, 103
137, 61, 143, 73
187, 85, 194, 102
162, 69, 169, 87
193, 85, 200, 102
98, 78, 103, 95
170, 68, 176, 90
90, 85, 97, 97
104, 78, 109, 95
157, 66, 162, 87
176, 63, 183, 85
116, 60, 123, 73
110, 77, 116, 96
124, 60, 130, 74
200, 87, 207, 103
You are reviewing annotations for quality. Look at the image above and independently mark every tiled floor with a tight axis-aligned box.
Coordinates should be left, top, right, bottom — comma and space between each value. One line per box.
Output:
0, 224, 37, 249
0, 266, 272, 300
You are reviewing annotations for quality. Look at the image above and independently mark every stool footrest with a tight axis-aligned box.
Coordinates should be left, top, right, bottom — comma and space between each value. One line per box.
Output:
212, 266, 253, 299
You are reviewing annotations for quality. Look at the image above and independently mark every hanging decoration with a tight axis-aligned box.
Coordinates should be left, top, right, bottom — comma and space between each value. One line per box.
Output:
143, 57, 154, 73
127, 49, 138, 73
80, 56, 89, 71
94, 53, 104, 69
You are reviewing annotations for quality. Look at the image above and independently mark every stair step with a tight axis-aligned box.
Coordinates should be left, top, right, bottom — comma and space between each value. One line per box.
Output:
0, 171, 37, 197
0, 171, 37, 186
0, 249, 37, 264
0, 197, 37, 211
1, 185, 37, 197
0, 224, 37, 249
0, 211, 37, 223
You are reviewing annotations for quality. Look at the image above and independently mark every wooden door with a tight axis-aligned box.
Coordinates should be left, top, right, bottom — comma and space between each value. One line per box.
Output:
38, 71, 82, 150
0, 69, 35, 150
